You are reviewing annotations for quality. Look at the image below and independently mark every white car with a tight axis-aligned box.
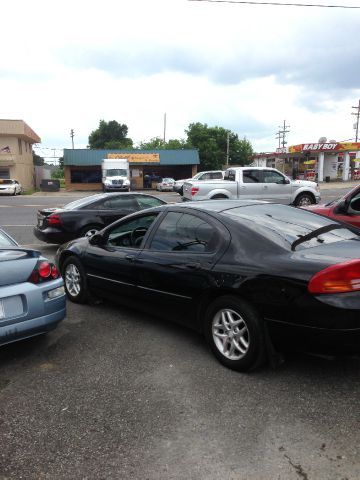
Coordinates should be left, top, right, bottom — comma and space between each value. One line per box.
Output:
156, 178, 175, 191
0, 179, 22, 195
173, 170, 225, 195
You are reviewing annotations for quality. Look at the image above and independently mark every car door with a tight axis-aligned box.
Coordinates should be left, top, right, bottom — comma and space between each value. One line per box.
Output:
82, 212, 160, 301
260, 170, 292, 203
135, 209, 230, 327
96, 195, 139, 226
330, 188, 360, 228
238, 169, 263, 200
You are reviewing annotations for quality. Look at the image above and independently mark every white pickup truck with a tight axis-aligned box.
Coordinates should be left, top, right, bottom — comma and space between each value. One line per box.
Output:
182, 167, 321, 206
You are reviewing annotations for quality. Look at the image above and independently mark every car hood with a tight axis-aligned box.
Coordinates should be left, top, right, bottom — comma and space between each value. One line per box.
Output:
0, 249, 42, 287
291, 179, 317, 188
301, 204, 332, 215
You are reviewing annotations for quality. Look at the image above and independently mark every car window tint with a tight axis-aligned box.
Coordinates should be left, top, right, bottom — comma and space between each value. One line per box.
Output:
136, 196, 164, 209
107, 214, 158, 248
263, 171, 285, 184
201, 173, 211, 180
224, 170, 236, 181
101, 196, 137, 211
150, 212, 217, 253
243, 170, 262, 183
211, 172, 223, 179
224, 204, 359, 250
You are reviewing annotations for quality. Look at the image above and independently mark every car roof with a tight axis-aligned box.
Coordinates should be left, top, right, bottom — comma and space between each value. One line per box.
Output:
152, 199, 270, 214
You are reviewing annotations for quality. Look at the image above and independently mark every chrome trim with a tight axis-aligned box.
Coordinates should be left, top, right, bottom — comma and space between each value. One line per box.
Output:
137, 285, 192, 299
87, 273, 134, 287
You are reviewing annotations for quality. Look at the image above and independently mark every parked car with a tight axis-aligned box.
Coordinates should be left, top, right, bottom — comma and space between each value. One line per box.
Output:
56, 200, 360, 372
302, 184, 360, 228
0, 228, 66, 346
182, 167, 320, 206
173, 170, 225, 195
0, 179, 22, 195
34, 192, 166, 244
156, 178, 175, 192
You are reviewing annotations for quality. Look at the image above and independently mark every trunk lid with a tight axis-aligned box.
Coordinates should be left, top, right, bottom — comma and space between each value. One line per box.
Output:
0, 249, 41, 287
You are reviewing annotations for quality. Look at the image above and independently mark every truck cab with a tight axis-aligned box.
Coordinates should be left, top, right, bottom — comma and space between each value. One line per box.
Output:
102, 159, 130, 192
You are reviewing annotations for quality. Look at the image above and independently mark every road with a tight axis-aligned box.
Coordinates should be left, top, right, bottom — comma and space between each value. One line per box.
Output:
1, 188, 360, 480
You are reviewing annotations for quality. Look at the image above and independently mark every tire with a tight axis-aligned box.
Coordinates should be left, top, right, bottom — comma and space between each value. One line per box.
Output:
62, 256, 88, 304
204, 295, 266, 372
294, 193, 314, 207
13, 189, 17, 196
80, 225, 101, 238
211, 194, 228, 200
179, 187, 183, 196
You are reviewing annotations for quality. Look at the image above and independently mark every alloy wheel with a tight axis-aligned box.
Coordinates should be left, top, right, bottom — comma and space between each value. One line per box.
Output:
65, 263, 82, 297
212, 308, 250, 360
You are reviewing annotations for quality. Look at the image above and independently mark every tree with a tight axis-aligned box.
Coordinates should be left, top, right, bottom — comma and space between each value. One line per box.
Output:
185, 123, 253, 170
88, 120, 133, 149
138, 137, 189, 150
33, 153, 45, 166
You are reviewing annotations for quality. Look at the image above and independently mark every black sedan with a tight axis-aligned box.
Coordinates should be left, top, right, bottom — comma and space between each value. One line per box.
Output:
56, 200, 360, 372
34, 193, 166, 244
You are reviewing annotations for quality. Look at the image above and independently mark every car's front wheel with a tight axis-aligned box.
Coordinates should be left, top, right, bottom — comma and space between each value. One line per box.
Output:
204, 296, 266, 372
62, 256, 88, 304
294, 193, 314, 206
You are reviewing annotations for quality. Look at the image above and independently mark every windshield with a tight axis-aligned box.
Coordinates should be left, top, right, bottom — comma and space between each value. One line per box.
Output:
223, 204, 359, 251
105, 169, 127, 177
0, 179, 14, 185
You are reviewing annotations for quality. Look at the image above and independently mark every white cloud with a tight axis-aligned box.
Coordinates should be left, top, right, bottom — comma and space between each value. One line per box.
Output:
1, 0, 360, 155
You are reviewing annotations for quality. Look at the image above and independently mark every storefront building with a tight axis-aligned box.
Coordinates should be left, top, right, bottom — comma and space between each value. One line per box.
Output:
63, 149, 200, 191
253, 142, 360, 182
0, 119, 41, 190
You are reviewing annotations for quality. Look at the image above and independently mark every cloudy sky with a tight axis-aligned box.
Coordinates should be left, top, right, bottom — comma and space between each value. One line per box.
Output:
2, 0, 360, 159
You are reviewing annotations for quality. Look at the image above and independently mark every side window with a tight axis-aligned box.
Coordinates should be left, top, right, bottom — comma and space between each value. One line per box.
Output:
263, 171, 285, 184
200, 173, 211, 180
101, 196, 137, 211
136, 196, 164, 209
107, 214, 158, 248
150, 212, 217, 253
211, 172, 223, 179
224, 170, 236, 181
243, 170, 262, 183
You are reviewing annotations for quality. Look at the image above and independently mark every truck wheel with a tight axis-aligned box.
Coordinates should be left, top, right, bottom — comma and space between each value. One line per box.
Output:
211, 194, 228, 200
294, 193, 314, 206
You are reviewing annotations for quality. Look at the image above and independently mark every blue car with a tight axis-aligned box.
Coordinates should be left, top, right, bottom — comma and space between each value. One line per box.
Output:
0, 229, 66, 346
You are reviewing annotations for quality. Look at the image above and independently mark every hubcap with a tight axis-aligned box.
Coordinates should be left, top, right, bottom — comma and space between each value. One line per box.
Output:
83, 228, 98, 238
65, 264, 81, 297
298, 196, 312, 206
212, 308, 249, 360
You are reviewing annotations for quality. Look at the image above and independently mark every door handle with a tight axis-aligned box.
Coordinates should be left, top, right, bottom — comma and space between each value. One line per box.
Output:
185, 262, 201, 270
125, 255, 135, 262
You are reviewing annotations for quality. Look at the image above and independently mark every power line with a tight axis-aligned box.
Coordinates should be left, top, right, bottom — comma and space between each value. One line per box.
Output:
188, 0, 360, 9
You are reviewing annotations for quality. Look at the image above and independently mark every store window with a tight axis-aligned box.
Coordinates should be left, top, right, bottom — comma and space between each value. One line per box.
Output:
70, 169, 102, 183
0, 169, 10, 179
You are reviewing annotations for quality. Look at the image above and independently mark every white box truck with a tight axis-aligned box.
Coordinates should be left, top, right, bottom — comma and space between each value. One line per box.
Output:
102, 158, 131, 192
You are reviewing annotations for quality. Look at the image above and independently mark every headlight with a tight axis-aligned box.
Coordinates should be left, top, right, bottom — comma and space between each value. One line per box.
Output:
124, 180, 130, 185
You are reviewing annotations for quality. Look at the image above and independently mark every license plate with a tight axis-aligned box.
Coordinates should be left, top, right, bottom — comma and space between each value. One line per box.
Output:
0, 300, 4, 319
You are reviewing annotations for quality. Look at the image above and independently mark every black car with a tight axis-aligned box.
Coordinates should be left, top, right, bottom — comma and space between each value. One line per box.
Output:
34, 193, 166, 244
56, 200, 360, 372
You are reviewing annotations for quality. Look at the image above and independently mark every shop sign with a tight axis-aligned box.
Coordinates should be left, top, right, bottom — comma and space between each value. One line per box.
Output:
303, 143, 338, 151
289, 142, 360, 153
108, 153, 160, 163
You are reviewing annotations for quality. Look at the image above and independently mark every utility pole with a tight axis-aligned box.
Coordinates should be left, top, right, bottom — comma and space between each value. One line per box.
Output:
226, 131, 230, 165
70, 129, 74, 149
276, 120, 290, 149
163, 113, 167, 145
352, 100, 360, 142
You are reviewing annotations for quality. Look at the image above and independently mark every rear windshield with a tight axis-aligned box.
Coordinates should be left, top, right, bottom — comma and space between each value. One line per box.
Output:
223, 204, 359, 250
64, 195, 104, 210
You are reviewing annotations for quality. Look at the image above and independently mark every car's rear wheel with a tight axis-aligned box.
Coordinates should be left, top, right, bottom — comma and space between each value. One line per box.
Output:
204, 296, 266, 372
294, 193, 314, 206
62, 256, 88, 304
80, 225, 101, 238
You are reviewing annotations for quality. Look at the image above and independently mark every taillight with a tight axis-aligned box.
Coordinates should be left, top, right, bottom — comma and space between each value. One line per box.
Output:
47, 214, 62, 226
28, 261, 60, 284
308, 259, 360, 294
191, 187, 199, 196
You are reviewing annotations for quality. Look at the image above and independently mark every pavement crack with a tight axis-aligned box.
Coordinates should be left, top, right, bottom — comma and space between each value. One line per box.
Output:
284, 453, 309, 480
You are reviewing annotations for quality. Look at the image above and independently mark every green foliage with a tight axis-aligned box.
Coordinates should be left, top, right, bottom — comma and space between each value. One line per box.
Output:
58, 157, 64, 169
185, 123, 253, 170
33, 153, 45, 166
88, 120, 133, 149
138, 137, 189, 150
51, 169, 64, 179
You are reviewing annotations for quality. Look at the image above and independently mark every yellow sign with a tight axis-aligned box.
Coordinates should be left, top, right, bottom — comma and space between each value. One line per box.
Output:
108, 153, 160, 163
304, 160, 316, 165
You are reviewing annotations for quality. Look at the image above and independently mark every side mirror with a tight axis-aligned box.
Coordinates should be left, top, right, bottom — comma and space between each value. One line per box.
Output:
89, 232, 105, 246
284, 178, 290, 184
334, 200, 348, 214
